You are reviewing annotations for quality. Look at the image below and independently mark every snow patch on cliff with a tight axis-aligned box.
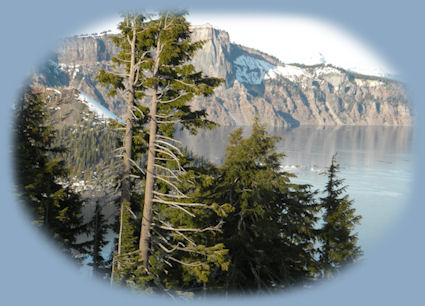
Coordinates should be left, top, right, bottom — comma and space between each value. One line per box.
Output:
234, 55, 276, 85
78, 92, 124, 124
234, 55, 309, 84
314, 66, 343, 76
266, 65, 310, 81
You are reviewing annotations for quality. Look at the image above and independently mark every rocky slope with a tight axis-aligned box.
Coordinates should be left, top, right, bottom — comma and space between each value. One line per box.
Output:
33, 26, 412, 127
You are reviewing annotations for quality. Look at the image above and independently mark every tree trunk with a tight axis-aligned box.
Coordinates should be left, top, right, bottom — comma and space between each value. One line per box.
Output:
116, 26, 136, 269
139, 89, 158, 269
139, 37, 162, 269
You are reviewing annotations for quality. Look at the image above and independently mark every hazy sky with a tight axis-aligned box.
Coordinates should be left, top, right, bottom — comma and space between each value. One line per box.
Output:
75, 12, 396, 76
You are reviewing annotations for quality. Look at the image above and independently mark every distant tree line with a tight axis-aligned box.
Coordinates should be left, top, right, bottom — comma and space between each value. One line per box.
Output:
56, 120, 120, 185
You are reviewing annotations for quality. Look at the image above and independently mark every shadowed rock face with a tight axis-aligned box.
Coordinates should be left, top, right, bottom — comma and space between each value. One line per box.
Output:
33, 26, 412, 127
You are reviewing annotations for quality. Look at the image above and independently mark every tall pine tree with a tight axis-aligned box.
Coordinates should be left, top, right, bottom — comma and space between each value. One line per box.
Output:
133, 11, 223, 269
98, 12, 228, 292
97, 13, 150, 275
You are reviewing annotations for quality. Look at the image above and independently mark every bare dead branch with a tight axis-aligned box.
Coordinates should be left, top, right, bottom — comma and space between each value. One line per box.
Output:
152, 197, 210, 208
153, 197, 195, 217
154, 148, 182, 170
156, 134, 182, 144
175, 79, 197, 89
129, 158, 145, 174
153, 175, 185, 196
158, 92, 190, 104
154, 113, 175, 119
153, 164, 181, 179
153, 217, 196, 245
156, 119, 182, 124
126, 206, 138, 220
153, 190, 187, 199
154, 144, 181, 161
158, 220, 223, 233
156, 241, 186, 253
154, 139, 182, 156
168, 256, 203, 267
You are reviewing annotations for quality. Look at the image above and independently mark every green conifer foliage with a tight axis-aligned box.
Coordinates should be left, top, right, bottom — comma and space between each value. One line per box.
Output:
97, 12, 226, 292
97, 13, 151, 275
139, 152, 231, 294
133, 12, 223, 271
14, 87, 88, 259
319, 154, 362, 278
87, 201, 111, 279
210, 120, 320, 293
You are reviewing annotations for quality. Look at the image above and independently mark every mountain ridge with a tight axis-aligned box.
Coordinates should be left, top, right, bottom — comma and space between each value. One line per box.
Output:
33, 25, 412, 127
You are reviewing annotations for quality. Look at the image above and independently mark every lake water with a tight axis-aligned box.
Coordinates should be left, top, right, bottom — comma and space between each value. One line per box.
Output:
176, 125, 414, 256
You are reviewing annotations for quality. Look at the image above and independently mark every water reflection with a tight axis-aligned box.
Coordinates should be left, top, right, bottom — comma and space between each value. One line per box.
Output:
176, 125, 413, 255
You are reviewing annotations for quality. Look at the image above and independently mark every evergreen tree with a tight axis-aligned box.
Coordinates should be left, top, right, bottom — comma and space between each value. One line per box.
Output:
97, 13, 150, 268
209, 120, 321, 293
56, 119, 119, 183
86, 200, 111, 279
131, 11, 223, 269
139, 152, 230, 294
319, 154, 362, 278
98, 12, 226, 292
14, 87, 88, 259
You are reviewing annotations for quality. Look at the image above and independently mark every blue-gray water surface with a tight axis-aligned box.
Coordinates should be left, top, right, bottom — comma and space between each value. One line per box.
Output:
176, 125, 414, 256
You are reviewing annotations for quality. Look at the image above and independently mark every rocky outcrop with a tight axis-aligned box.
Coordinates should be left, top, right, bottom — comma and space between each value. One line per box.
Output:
33, 26, 412, 127
57, 35, 119, 65
190, 66, 411, 127
190, 25, 233, 85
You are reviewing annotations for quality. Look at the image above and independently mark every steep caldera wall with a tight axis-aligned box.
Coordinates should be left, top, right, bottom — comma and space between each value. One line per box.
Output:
33, 25, 412, 127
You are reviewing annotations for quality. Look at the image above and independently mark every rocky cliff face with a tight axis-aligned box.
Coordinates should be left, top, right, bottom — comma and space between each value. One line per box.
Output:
33, 26, 412, 127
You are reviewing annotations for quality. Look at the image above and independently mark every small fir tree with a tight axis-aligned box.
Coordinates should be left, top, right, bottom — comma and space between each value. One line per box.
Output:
86, 201, 111, 279
209, 120, 321, 293
319, 154, 362, 278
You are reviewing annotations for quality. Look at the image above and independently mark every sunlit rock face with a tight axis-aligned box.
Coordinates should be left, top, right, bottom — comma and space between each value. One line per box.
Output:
33, 25, 412, 128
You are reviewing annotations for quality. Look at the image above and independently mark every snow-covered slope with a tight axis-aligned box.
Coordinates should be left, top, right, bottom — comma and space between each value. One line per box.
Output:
234, 55, 276, 85
234, 55, 345, 85
78, 92, 124, 124
266, 64, 311, 82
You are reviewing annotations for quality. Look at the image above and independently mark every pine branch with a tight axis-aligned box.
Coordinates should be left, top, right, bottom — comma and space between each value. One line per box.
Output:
158, 92, 190, 104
